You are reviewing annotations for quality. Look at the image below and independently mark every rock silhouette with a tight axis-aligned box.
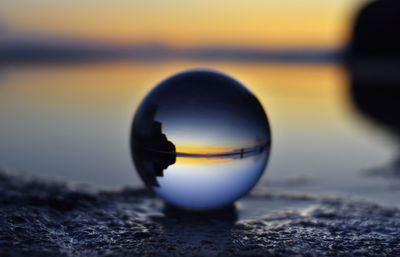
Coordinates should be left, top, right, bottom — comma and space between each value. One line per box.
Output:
348, 0, 400, 135
348, 0, 400, 177
131, 104, 176, 188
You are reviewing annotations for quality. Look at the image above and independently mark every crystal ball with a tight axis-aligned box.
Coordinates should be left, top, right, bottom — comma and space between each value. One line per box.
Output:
131, 69, 271, 210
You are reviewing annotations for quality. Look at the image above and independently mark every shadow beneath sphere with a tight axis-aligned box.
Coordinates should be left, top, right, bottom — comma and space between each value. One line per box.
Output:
145, 203, 239, 249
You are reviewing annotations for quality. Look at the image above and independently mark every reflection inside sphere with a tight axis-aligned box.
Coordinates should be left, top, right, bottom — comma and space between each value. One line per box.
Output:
131, 69, 271, 210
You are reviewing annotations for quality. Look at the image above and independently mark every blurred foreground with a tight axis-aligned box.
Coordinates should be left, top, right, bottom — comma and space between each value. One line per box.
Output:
1, 171, 399, 256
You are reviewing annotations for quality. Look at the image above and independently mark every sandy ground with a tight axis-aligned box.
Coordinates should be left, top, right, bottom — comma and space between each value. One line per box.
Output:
1, 171, 399, 256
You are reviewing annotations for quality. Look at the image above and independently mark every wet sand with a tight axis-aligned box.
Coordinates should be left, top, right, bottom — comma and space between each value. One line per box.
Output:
1, 171, 399, 256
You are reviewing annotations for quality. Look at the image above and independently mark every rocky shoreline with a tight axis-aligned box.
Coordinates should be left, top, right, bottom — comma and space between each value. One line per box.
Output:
1, 171, 399, 256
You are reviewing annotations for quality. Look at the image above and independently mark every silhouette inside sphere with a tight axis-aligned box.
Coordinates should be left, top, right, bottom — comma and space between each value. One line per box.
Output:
131, 69, 271, 210
131, 104, 176, 188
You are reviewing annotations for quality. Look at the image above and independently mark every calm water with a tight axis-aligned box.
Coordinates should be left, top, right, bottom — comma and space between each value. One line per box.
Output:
0, 61, 398, 205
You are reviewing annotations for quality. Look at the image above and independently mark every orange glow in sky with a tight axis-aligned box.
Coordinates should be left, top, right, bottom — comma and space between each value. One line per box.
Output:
176, 145, 239, 155
1, 0, 370, 48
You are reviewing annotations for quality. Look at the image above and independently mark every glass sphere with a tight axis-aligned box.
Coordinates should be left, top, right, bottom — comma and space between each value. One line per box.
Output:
131, 69, 271, 210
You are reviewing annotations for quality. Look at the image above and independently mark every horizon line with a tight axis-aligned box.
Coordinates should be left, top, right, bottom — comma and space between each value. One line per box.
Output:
0, 38, 345, 65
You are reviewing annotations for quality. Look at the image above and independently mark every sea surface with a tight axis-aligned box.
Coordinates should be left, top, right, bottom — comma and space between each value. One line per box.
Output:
0, 61, 398, 207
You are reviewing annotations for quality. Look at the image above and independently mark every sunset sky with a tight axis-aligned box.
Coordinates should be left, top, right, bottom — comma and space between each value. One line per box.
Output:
1, 0, 369, 49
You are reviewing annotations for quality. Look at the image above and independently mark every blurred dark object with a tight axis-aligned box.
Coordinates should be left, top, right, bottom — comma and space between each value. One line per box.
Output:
349, 0, 400, 61
348, 0, 400, 135
348, 0, 400, 178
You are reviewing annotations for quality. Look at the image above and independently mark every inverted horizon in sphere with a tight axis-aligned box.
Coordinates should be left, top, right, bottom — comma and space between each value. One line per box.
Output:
131, 69, 271, 210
